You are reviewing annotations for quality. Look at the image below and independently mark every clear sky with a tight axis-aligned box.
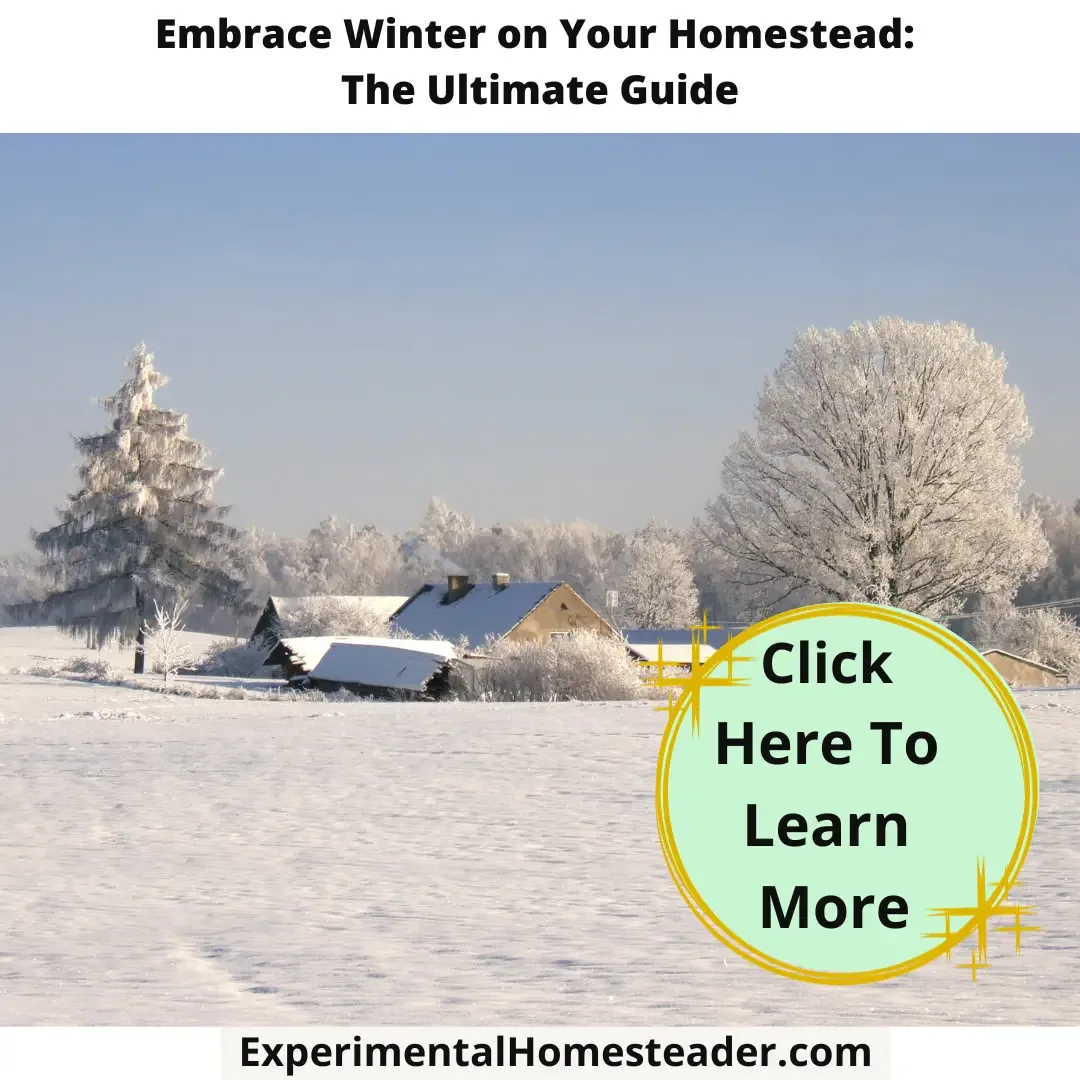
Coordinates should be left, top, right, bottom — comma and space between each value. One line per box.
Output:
1, 135, 1077, 551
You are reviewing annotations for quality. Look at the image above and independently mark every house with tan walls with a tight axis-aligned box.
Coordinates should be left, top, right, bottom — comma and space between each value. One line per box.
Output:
390, 574, 616, 651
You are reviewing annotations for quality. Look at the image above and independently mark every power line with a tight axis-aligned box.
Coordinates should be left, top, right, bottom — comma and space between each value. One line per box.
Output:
943, 596, 1080, 623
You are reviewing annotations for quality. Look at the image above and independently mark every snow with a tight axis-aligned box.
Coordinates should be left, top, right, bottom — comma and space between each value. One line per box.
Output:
621, 627, 745, 647
309, 640, 456, 691
0, 625, 228, 673
0, 637, 1076, 1024
278, 635, 456, 677
391, 580, 560, 650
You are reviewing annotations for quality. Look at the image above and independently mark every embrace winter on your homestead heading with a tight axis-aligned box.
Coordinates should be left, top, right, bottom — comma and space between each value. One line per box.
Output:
154, 15, 917, 107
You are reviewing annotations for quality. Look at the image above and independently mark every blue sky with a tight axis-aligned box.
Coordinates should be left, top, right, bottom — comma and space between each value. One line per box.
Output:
0, 135, 1077, 550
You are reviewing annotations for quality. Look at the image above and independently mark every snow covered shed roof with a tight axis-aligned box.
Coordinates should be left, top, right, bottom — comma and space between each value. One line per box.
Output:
272, 634, 455, 675
250, 595, 409, 641
626, 642, 716, 666
620, 627, 747, 648
391, 579, 563, 651
308, 641, 456, 693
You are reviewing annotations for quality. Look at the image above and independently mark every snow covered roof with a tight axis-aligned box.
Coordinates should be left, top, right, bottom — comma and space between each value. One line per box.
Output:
268, 595, 409, 620
391, 581, 562, 650
626, 642, 716, 666
277, 634, 455, 675
309, 641, 455, 692
620, 627, 746, 648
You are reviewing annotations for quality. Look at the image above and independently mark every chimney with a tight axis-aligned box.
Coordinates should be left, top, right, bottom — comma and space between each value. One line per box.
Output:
492, 573, 510, 590
446, 574, 472, 603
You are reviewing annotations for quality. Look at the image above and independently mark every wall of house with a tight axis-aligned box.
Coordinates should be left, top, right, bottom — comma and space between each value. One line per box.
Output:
983, 652, 1065, 688
509, 584, 617, 642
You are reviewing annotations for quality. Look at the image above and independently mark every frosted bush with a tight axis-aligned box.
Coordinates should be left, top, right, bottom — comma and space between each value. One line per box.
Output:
972, 603, 1080, 681
195, 634, 274, 677
26, 655, 115, 680
276, 596, 390, 638
64, 655, 116, 680
476, 631, 643, 702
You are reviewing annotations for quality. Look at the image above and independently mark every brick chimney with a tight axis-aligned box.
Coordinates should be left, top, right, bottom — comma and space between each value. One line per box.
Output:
446, 574, 472, 603
492, 573, 510, 590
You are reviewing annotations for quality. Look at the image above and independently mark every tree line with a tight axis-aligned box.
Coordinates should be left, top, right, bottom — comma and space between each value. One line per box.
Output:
5, 319, 1079, 676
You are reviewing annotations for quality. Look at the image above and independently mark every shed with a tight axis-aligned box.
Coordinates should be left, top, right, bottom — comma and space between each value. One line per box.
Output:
625, 641, 716, 667
620, 625, 746, 668
304, 639, 464, 699
391, 574, 616, 652
268, 634, 454, 680
620, 626, 747, 649
980, 649, 1067, 688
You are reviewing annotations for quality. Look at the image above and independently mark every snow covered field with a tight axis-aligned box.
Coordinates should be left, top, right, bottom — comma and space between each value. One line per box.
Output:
0, 632, 1076, 1025
0, 626, 230, 675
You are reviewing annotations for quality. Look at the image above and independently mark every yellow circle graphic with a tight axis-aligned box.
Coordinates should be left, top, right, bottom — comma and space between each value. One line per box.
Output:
654, 602, 1039, 985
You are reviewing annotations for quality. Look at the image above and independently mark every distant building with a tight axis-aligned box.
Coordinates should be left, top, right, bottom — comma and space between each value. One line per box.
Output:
981, 649, 1067, 688
391, 574, 615, 652
624, 641, 717, 667
302, 639, 467, 700
248, 595, 409, 647
620, 625, 746, 667
266, 634, 453, 680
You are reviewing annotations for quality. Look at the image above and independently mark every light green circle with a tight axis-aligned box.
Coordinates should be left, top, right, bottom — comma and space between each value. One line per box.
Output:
663, 606, 1037, 977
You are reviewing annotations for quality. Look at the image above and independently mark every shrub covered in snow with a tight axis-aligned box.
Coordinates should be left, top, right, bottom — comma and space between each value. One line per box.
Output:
972, 603, 1080, 682
24, 655, 116, 681
475, 631, 643, 702
276, 596, 390, 638
195, 634, 275, 677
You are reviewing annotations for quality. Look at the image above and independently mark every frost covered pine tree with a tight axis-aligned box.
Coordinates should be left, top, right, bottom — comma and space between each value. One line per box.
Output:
703, 318, 1049, 619
613, 524, 700, 628
12, 343, 249, 671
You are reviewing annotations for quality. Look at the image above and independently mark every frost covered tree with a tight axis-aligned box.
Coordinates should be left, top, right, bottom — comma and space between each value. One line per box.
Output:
10, 343, 249, 671
453, 519, 619, 609
236, 528, 317, 599
612, 523, 700, 627
414, 497, 476, 554
0, 551, 47, 611
142, 600, 193, 685
703, 319, 1048, 619
275, 595, 391, 638
1015, 495, 1080, 608
303, 516, 403, 595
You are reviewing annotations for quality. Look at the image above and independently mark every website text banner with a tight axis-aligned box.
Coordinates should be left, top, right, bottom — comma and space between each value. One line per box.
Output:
0, 2, 1078, 134
1, 1028, 1078, 1078
222, 1028, 891, 1076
